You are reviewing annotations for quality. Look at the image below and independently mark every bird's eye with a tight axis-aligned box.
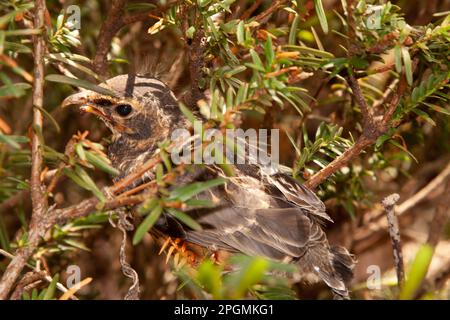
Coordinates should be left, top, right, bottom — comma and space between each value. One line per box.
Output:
115, 104, 133, 117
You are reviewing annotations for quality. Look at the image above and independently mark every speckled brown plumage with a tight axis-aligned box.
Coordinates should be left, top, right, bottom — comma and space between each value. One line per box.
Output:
62, 74, 355, 299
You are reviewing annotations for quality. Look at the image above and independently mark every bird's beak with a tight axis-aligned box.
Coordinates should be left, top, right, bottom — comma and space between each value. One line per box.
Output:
61, 91, 92, 108
61, 90, 110, 119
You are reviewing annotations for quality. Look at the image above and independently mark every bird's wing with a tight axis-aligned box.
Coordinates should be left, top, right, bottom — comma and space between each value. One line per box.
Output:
263, 171, 333, 222
232, 164, 333, 222
186, 207, 312, 259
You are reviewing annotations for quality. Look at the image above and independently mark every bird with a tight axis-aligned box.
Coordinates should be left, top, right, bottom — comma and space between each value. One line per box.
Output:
62, 74, 355, 299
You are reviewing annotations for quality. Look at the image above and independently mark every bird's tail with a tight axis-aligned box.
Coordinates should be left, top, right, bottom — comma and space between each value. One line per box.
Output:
330, 245, 356, 299
297, 244, 355, 300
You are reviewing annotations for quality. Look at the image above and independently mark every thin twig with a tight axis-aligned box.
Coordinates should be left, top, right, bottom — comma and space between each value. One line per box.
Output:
254, 0, 288, 23
347, 72, 374, 129
241, 0, 262, 20
372, 78, 399, 110
110, 155, 161, 195
117, 211, 140, 300
46, 137, 76, 194
353, 161, 450, 247
0, 249, 75, 299
0, 0, 48, 300
397, 161, 450, 215
10, 271, 46, 300
228, 0, 248, 20
382, 193, 405, 289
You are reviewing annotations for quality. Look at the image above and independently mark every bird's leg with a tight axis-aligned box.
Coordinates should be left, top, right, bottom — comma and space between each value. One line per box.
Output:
158, 236, 197, 267
158, 236, 172, 255
211, 251, 219, 263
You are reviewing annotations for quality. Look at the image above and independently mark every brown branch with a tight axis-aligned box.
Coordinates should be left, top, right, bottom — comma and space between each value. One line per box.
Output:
382, 193, 405, 289
110, 155, 161, 195
0, 0, 48, 300
92, 0, 127, 77
346, 72, 375, 131
304, 73, 408, 189
10, 271, 46, 300
254, 0, 288, 23
186, 29, 207, 107
30, 0, 47, 215
241, 0, 262, 20
179, 3, 207, 108
0, 187, 146, 299
92, 0, 180, 78
0, 248, 75, 299
304, 135, 374, 189
56, 194, 146, 223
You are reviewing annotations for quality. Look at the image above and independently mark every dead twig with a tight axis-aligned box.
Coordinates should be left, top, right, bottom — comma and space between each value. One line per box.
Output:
353, 161, 450, 249
117, 211, 140, 300
382, 193, 405, 289
397, 161, 450, 215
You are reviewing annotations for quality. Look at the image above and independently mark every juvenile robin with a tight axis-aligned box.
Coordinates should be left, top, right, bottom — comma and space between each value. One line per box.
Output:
62, 74, 355, 299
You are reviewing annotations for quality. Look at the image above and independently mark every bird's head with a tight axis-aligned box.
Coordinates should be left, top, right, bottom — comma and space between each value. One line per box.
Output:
62, 74, 186, 175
